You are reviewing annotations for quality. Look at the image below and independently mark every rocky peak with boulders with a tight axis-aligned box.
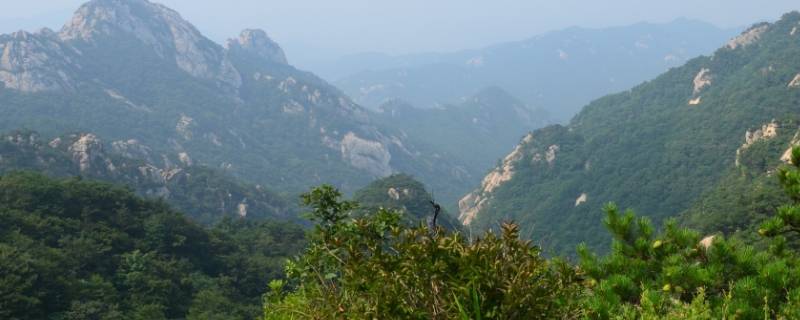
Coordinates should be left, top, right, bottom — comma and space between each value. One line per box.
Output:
227, 29, 288, 65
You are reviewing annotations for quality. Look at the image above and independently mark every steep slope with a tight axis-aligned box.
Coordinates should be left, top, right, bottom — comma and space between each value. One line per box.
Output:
353, 174, 461, 230
680, 122, 800, 242
0, 130, 292, 224
460, 12, 800, 254
0, 0, 472, 204
332, 19, 737, 121
373, 87, 551, 182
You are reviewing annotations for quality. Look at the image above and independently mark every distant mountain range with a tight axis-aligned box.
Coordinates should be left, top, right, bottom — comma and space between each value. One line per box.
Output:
322, 19, 738, 121
458, 13, 800, 254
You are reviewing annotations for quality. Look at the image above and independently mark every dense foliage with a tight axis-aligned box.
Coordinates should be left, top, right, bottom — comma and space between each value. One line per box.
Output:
680, 120, 799, 241
264, 185, 580, 319
467, 12, 800, 254
0, 172, 305, 319
265, 147, 800, 319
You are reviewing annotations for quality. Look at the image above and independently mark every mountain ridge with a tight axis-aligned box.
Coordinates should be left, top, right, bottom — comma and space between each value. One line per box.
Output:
329, 19, 739, 121
459, 12, 800, 254
0, 0, 477, 204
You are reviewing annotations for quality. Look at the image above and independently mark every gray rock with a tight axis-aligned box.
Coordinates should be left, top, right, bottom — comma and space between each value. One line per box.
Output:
226, 29, 288, 65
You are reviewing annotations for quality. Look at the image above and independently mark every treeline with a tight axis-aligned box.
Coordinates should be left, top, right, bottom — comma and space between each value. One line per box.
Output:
265, 147, 800, 319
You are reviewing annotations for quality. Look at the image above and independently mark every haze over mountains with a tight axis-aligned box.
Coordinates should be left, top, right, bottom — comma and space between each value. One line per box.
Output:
323, 20, 738, 121
6, 0, 800, 318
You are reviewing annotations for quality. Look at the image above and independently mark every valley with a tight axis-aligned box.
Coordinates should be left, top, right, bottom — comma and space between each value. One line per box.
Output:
2, 0, 800, 318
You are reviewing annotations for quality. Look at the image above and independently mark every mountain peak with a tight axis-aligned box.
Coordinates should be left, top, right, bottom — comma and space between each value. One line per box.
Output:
227, 29, 288, 65
59, 0, 242, 88
60, 0, 180, 42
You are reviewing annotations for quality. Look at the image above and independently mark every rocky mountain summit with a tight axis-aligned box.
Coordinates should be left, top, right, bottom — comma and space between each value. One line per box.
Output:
0, 0, 473, 203
227, 29, 288, 65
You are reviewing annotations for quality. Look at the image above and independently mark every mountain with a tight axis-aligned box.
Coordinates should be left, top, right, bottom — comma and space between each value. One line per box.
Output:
373, 87, 551, 182
353, 173, 461, 230
680, 121, 800, 242
0, 171, 306, 319
459, 12, 800, 254
0, 130, 292, 224
0, 0, 472, 205
330, 19, 738, 121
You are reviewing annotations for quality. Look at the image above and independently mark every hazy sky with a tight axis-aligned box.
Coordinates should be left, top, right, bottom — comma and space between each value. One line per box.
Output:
1, 0, 798, 64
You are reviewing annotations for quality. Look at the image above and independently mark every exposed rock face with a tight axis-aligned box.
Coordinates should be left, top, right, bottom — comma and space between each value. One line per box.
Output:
340, 132, 392, 177
68, 133, 103, 172
105, 89, 151, 112
688, 97, 702, 105
6, 132, 40, 146
781, 132, 800, 163
699, 235, 716, 249
176, 114, 195, 140
60, 0, 241, 88
545, 145, 559, 165
459, 133, 534, 225
789, 74, 800, 88
387, 187, 410, 200
49, 137, 62, 148
692, 68, 712, 94
237, 200, 248, 217
726, 24, 768, 50
112, 139, 153, 162
178, 152, 192, 166
575, 193, 588, 207
0, 30, 77, 92
736, 120, 779, 166
743, 121, 779, 149
226, 29, 287, 65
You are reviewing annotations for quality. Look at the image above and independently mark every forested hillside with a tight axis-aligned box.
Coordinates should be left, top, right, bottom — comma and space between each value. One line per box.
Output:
460, 12, 800, 254
0, 130, 292, 224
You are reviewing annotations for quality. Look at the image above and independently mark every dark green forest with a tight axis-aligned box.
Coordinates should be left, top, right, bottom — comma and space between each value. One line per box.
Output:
0, 172, 305, 319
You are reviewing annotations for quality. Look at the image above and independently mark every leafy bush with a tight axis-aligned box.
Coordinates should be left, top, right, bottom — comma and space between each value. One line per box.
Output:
264, 185, 580, 319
